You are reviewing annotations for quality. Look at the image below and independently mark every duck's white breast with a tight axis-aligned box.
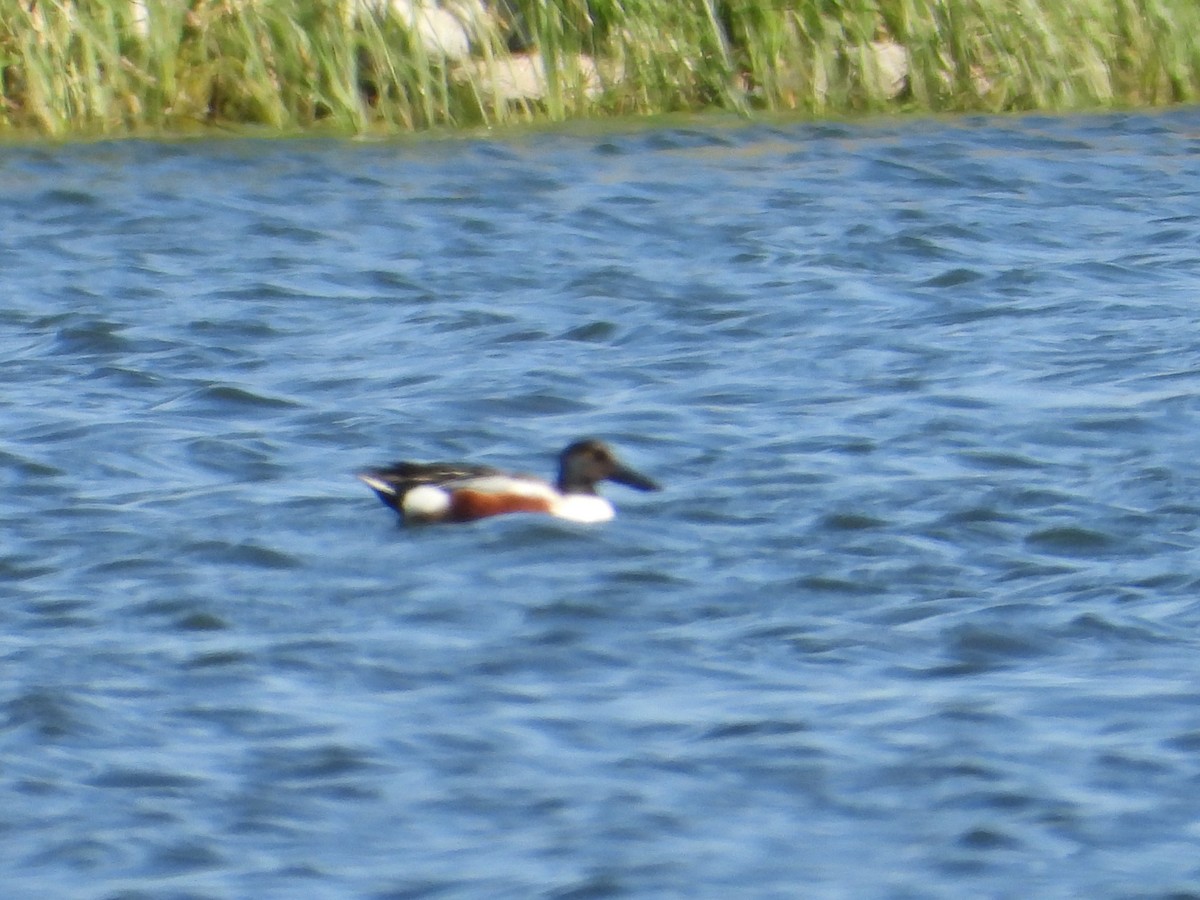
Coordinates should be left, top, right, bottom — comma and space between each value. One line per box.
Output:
551, 494, 615, 523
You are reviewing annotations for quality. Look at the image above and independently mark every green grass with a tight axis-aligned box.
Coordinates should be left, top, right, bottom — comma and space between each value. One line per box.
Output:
2, 0, 1200, 136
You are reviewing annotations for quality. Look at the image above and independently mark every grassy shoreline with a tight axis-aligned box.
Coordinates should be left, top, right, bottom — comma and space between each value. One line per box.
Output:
3, 0, 1199, 138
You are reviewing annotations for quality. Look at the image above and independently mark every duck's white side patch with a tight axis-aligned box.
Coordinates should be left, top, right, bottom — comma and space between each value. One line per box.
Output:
402, 484, 452, 521
552, 494, 615, 523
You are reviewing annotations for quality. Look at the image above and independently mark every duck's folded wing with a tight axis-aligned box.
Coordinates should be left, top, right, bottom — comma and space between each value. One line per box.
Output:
356, 461, 502, 509
370, 461, 501, 487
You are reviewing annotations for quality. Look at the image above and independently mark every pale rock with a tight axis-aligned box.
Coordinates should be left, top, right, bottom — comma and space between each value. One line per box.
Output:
349, 0, 491, 62
456, 52, 604, 104
870, 39, 909, 99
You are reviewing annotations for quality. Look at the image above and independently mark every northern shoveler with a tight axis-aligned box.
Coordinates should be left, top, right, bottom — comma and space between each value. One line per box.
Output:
358, 439, 660, 524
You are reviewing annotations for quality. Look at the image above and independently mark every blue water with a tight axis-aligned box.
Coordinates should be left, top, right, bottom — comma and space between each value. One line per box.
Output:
4, 110, 1200, 898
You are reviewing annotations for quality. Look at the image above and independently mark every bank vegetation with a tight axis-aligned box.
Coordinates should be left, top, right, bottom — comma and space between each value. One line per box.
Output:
3, 0, 1199, 136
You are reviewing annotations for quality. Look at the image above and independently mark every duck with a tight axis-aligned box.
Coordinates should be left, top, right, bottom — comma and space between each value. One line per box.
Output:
357, 438, 660, 524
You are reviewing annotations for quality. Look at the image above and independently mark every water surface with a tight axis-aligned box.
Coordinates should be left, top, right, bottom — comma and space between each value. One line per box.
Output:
4, 111, 1200, 897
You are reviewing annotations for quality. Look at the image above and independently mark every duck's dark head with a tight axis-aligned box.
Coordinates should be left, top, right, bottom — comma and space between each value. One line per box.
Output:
556, 439, 660, 495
